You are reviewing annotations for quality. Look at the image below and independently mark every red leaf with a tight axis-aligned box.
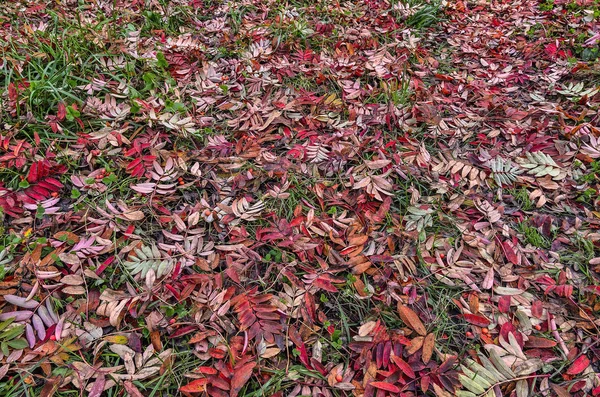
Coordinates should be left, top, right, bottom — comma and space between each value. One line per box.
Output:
545, 42, 558, 57
498, 296, 511, 313
27, 162, 39, 183
170, 325, 197, 338
194, 366, 218, 375
555, 285, 573, 298
531, 300, 544, 318
230, 362, 256, 397
391, 355, 416, 379
500, 323, 523, 346
370, 381, 400, 393
310, 358, 327, 376
57, 102, 66, 121
567, 355, 590, 375
312, 276, 338, 292
463, 313, 490, 327
502, 240, 520, 265
382, 341, 392, 368
208, 348, 227, 359
208, 375, 231, 391
525, 336, 557, 349
297, 341, 311, 369
180, 378, 208, 393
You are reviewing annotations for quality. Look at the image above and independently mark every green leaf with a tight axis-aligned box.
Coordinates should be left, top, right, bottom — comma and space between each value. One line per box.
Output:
102, 174, 117, 184
156, 51, 169, 69
66, 105, 80, 121
6, 338, 29, 350
0, 325, 24, 341
459, 374, 486, 394
0, 318, 15, 333
18, 180, 30, 189
36, 205, 45, 219
71, 188, 81, 199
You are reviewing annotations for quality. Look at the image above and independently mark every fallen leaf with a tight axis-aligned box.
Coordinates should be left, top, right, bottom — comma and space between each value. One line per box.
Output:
566, 355, 590, 375
422, 333, 435, 364
524, 336, 557, 349
180, 378, 208, 394
230, 362, 256, 397
398, 304, 427, 336
463, 313, 490, 327
370, 381, 400, 393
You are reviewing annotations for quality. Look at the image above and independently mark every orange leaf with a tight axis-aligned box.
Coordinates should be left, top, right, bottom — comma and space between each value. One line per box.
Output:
422, 333, 435, 364
397, 304, 427, 336
180, 378, 208, 394
406, 336, 424, 355
150, 330, 163, 351
231, 362, 256, 397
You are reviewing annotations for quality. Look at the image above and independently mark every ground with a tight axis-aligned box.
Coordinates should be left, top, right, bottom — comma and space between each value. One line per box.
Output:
0, 0, 600, 396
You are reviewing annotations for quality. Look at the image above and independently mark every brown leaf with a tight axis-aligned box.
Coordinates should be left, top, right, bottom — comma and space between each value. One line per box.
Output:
123, 381, 145, 397
39, 376, 61, 397
551, 384, 572, 397
524, 336, 557, 349
406, 336, 424, 355
60, 274, 84, 285
61, 285, 86, 295
58, 253, 80, 266
432, 383, 454, 397
150, 330, 163, 351
422, 333, 435, 364
397, 304, 427, 336
119, 210, 145, 221
468, 294, 479, 314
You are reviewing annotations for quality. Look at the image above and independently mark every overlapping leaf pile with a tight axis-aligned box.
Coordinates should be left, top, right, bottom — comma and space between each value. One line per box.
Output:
0, 0, 600, 395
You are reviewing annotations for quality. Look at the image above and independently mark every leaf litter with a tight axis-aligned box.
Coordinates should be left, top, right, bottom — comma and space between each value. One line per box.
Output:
0, 0, 600, 396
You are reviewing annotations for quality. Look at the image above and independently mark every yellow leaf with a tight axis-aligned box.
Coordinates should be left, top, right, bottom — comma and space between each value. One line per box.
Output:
104, 335, 129, 344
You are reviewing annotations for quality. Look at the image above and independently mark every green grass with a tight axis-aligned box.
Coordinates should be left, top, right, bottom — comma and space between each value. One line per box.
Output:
517, 222, 552, 249
561, 234, 598, 283
508, 187, 535, 211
